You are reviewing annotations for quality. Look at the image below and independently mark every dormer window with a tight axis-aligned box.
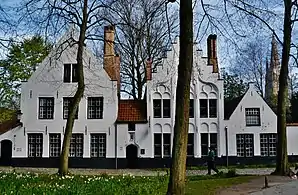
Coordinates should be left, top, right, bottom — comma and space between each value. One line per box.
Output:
64, 63, 78, 83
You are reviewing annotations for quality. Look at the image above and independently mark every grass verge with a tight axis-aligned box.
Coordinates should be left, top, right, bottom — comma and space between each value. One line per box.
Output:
186, 175, 255, 195
0, 171, 255, 195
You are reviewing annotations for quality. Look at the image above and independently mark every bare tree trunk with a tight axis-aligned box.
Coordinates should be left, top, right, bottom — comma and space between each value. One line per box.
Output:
58, 0, 88, 176
166, 0, 193, 194
272, 0, 291, 176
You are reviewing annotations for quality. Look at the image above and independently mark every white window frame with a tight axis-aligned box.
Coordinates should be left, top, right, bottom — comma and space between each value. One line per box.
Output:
90, 134, 106, 158
236, 134, 254, 157
49, 133, 61, 157
245, 108, 261, 126
199, 98, 217, 118
69, 133, 84, 157
260, 133, 277, 156
28, 133, 43, 158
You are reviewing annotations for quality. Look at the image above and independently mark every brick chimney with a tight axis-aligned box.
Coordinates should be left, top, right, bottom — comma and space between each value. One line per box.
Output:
103, 25, 120, 96
207, 34, 218, 73
146, 59, 152, 81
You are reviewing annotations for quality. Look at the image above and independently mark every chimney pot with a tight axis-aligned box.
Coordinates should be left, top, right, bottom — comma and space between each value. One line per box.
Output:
207, 34, 218, 73
146, 59, 152, 81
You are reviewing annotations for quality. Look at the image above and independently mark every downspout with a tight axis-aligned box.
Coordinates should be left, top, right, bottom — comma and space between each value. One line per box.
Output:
225, 126, 228, 167
115, 123, 118, 169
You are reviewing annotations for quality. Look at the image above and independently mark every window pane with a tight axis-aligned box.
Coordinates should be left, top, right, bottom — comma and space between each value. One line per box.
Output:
39, 98, 54, 119
245, 108, 260, 126
90, 134, 106, 158
87, 97, 103, 119
236, 134, 254, 157
187, 133, 194, 156
72, 64, 78, 82
163, 99, 171, 118
209, 99, 217, 118
189, 99, 194, 118
154, 134, 162, 157
64, 64, 71, 82
210, 133, 217, 155
260, 133, 277, 157
200, 99, 208, 118
49, 133, 61, 157
153, 100, 161, 118
69, 134, 84, 157
28, 133, 43, 158
163, 133, 171, 157
63, 97, 79, 119
201, 133, 208, 156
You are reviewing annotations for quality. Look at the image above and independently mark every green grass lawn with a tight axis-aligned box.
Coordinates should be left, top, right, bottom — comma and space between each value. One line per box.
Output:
0, 171, 254, 195
186, 175, 255, 195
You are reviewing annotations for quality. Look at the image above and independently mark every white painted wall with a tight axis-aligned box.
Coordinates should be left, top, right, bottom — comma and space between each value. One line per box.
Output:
116, 124, 151, 158
147, 40, 224, 158
287, 126, 298, 155
10, 30, 118, 158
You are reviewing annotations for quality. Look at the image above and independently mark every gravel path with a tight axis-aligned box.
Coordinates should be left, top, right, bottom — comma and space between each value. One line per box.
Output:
0, 166, 287, 176
249, 179, 298, 195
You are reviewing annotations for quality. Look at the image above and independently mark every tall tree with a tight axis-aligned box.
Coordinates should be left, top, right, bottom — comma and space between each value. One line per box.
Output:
167, 0, 193, 194
230, 37, 268, 96
223, 71, 247, 101
0, 36, 51, 108
106, 0, 178, 99
20, 0, 113, 175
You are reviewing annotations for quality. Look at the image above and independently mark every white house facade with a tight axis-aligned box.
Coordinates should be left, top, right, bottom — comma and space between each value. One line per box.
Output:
0, 26, 298, 168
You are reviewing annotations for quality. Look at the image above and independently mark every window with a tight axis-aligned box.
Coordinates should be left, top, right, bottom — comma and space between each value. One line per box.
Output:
189, 99, 194, 118
200, 99, 208, 118
187, 133, 194, 157
90, 134, 106, 158
260, 133, 277, 156
39, 97, 54, 119
63, 97, 78, 119
163, 133, 171, 157
153, 100, 161, 118
154, 134, 162, 157
28, 133, 43, 157
64, 63, 78, 83
69, 134, 83, 157
163, 99, 171, 118
236, 134, 254, 157
201, 133, 208, 156
153, 99, 171, 118
49, 133, 61, 157
201, 133, 218, 156
245, 108, 260, 126
210, 133, 217, 155
87, 97, 104, 119
209, 99, 217, 118
128, 123, 135, 131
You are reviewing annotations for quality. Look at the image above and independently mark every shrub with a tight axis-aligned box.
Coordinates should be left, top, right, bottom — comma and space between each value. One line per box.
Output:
226, 169, 237, 178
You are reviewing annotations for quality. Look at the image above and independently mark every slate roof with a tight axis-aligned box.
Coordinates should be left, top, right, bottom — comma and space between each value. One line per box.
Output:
117, 100, 147, 123
224, 95, 244, 120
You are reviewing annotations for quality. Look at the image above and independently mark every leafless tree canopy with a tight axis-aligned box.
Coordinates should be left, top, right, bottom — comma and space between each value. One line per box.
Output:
105, 0, 178, 99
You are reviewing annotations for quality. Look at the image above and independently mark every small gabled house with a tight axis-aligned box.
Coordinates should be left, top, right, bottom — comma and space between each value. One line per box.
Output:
223, 83, 298, 164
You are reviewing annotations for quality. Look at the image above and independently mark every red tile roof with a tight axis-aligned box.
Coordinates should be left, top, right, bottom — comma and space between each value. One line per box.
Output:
287, 123, 298, 126
117, 100, 147, 123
